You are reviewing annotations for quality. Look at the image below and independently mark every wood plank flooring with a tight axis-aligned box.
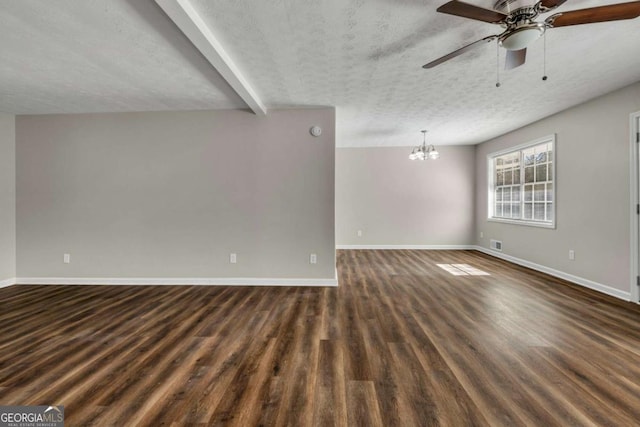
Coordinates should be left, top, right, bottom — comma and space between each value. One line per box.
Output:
1, 250, 640, 426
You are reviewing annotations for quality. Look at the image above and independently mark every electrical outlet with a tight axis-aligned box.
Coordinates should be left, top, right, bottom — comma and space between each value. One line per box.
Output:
63, 253, 71, 264
357, 230, 362, 237
310, 253, 317, 264
569, 250, 575, 261
229, 253, 237, 264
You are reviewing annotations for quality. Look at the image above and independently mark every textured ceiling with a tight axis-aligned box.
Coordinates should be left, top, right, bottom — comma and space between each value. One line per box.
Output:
1, 0, 640, 147
0, 0, 246, 113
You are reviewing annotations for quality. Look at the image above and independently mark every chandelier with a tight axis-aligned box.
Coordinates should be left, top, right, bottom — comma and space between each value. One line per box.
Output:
409, 130, 439, 161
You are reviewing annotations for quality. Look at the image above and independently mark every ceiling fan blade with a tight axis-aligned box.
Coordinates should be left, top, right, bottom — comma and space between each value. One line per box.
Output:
546, 1, 640, 27
437, 1, 507, 24
539, 0, 567, 11
423, 36, 497, 69
505, 48, 527, 70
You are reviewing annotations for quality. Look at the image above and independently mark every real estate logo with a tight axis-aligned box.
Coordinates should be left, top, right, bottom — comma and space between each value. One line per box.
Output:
0, 405, 64, 427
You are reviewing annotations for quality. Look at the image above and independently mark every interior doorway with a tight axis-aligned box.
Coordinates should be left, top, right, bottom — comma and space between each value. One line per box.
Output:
631, 111, 640, 303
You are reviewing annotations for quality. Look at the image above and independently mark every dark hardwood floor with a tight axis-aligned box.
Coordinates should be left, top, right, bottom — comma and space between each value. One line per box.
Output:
1, 250, 640, 426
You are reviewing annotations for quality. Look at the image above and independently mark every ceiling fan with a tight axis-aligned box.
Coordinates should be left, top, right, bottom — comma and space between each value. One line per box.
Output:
423, 0, 640, 70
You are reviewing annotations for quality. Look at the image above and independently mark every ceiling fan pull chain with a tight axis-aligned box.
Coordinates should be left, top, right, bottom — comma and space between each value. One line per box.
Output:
542, 31, 548, 81
496, 41, 501, 88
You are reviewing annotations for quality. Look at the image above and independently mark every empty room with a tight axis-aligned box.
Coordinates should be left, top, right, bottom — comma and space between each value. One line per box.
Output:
2, 0, 640, 425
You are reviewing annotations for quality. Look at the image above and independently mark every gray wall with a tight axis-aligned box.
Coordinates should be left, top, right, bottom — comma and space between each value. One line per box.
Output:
0, 114, 16, 282
16, 109, 335, 279
476, 82, 640, 294
336, 146, 475, 246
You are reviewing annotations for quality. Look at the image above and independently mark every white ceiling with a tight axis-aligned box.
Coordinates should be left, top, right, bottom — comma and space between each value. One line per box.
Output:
1, 0, 640, 147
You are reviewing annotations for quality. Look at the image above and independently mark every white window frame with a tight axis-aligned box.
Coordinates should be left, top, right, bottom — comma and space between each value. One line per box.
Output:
487, 134, 556, 229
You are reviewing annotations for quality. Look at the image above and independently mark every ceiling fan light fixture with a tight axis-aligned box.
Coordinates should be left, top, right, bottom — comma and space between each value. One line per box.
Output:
499, 24, 545, 50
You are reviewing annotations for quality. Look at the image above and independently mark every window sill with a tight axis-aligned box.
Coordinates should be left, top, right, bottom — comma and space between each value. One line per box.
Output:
487, 217, 556, 229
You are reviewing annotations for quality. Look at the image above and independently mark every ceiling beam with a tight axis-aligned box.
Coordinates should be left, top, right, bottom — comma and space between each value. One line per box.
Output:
155, 0, 267, 115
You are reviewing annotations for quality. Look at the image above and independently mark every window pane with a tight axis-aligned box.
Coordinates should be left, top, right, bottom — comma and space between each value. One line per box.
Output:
548, 164, 553, 181
513, 170, 520, 185
495, 202, 503, 217
524, 185, 533, 202
534, 203, 545, 221
525, 167, 534, 183
536, 164, 547, 182
524, 203, 532, 219
524, 150, 535, 166
534, 184, 545, 201
546, 183, 553, 202
496, 158, 504, 166
512, 203, 521, 219
536, 151, 547, 163
504, 170, 512, 185
513, 188, 521, 202
506, 153, 518, 164
497, 171, 504, 186
504, 189, 511, 202
496, 188, 503, 202
546, 203, 554, 222
504, 203, 511, 217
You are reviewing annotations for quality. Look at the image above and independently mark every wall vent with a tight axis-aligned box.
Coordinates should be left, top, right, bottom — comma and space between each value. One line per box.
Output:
490, 239, 503, 252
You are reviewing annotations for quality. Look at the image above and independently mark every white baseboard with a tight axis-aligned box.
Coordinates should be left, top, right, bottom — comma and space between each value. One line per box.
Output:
0, 277, 17, 289
336, 245, 476, 250
16, 276, 338, 287
11, 248, 631, 301
473, 246, 631, 301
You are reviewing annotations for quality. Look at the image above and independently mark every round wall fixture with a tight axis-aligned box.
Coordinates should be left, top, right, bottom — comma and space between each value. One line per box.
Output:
310, 126, 322, 137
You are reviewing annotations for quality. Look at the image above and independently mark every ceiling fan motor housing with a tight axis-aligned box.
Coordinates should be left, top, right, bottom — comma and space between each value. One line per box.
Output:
497, 2, 546, 51
494, 0, 533, 13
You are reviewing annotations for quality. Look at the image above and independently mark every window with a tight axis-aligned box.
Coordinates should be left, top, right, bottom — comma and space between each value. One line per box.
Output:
488, 135, 555, 228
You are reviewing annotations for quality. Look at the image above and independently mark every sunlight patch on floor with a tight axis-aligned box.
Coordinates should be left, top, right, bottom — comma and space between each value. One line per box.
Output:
436, 264, 490, 276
